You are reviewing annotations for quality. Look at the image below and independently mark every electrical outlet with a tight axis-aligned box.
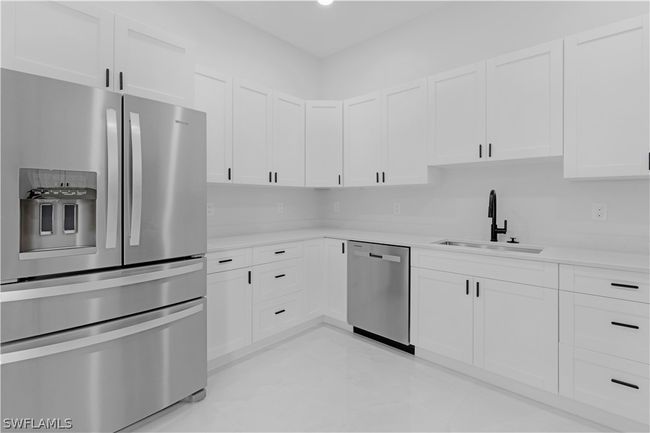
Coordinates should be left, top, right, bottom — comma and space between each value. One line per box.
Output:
206, 203, 215, 217
592, 203, 607, 221
333, 201, 341, 213
393, 202, 401, 215
277, 202, 285, 215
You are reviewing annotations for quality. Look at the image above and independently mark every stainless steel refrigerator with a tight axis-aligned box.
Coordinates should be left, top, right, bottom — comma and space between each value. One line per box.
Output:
0, 69, 207, 432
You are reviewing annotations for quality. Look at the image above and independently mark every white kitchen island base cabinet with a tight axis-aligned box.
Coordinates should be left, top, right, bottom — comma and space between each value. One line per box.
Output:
206, 268, 252, 360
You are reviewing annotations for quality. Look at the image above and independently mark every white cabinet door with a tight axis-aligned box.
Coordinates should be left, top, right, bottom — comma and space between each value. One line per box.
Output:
487, 40, 563, 161
1, 1, 114, 88
344, 92, 383, 186
206, 268, 252, 360
325, 239, 348, 323
474, 278, 558, 393
383, 79, 428, 185
194, 68, 232, 183
272, 93, 305, 186
303, 239, 326, 318
428, 63, 486, 165
306, 101, 343, 187
564, 16, 649, 179
114, 16, 194, 105
411, 269, 474, 364
233, 79, 273, 185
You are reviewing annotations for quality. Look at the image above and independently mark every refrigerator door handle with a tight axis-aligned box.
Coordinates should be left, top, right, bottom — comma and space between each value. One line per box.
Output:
129, 112, 143, 246
0, 262, 204, 303
0, 303, 204, 365
105, 108, 119, 249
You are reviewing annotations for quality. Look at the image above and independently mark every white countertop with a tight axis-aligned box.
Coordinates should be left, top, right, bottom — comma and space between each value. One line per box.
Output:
207, 228, 649, 273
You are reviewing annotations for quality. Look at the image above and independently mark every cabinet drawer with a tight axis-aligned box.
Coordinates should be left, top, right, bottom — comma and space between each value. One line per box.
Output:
571, 348, 649, 424
252, 291, 305, 342
207, 249, 252, 274
412, 249, 558, 288
560, 292, 649, 364
253, 242, 303, 265
252, 260, 303, 304
560, 265, 649, 303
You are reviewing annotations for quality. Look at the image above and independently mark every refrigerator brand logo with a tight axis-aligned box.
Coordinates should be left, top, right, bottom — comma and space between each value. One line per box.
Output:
2, 418, 73, 430
175, 119, 190, 125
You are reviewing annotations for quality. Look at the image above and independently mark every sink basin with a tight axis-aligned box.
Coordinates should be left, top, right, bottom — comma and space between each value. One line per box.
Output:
434, 240, 543, 254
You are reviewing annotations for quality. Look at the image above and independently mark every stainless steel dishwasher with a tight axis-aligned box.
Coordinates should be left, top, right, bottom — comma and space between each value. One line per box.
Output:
347, 241, 413, 353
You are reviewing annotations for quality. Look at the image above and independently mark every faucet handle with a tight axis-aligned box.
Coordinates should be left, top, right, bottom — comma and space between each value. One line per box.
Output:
507, 237, 519, 244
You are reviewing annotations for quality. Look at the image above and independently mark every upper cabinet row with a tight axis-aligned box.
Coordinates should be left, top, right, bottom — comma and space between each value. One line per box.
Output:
1, 1, 194, 106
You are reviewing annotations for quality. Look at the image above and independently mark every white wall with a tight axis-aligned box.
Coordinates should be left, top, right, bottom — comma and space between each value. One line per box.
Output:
322, 160, 649, 254
320, 1, 649, 98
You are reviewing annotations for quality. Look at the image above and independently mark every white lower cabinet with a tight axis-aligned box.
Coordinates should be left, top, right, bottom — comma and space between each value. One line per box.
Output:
303, 239, 326, 317
206, 267, 252, 360
324, 239, 348, 323
252, 291, 306, 342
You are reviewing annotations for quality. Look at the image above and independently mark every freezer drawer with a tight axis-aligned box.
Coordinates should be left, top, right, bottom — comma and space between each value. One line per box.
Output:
1, 298, 207, 433
1, 258, 206, 343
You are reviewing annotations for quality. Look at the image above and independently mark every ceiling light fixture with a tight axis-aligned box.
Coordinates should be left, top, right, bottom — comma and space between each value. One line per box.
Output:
317, 0, 333, 6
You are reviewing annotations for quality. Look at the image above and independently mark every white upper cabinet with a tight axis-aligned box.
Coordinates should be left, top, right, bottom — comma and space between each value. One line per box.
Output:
383, 79, 428, 185
344, 92, 384, 186
272, 93, 305, 187
306, 101, 343, 187
115, 16, 194, 106
487, 40, 563, 161
564, 16, 649, 179
1, 1, 114, 88
428, 63, 486, 165
194, 68, 232, 183
232, 79, 273, 185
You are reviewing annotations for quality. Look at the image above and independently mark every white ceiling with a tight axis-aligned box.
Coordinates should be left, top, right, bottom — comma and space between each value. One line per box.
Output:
212, 1, 443, 58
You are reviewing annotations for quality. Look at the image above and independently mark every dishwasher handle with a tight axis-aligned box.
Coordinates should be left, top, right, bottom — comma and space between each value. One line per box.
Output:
355, 251, 402, 263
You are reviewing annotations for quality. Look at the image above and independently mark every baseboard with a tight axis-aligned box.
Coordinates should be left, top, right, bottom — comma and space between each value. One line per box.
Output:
415, 347, 649, 433
322, 315, 353, 331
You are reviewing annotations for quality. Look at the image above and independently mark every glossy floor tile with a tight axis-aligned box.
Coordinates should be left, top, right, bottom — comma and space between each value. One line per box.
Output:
133, 326, 606, 432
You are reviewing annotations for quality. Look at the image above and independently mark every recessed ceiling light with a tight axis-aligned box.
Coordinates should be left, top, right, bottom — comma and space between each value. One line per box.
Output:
317, 0, 333, 6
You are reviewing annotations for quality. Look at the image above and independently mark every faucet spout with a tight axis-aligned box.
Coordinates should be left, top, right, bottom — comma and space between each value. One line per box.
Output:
488, 189, 507, 242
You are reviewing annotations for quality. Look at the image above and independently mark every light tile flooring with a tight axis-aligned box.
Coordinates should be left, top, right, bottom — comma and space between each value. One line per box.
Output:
134, 326, 605, 432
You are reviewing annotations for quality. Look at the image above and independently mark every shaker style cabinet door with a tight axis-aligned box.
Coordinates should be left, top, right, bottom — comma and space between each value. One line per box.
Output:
232, 79, 273, 185
383, 79, 428, 185
1, 1, 114, 88
194, 68, 233, 183
486, 40, 563, 161
114, 16, 194, 106
343, 92, 383, 187
411, 269, 474, 364
428, 63, 486, 165
564, 15, 649, 179
306, 101, 343, 187
272, 93, 306, 187
325, 239, 348, 323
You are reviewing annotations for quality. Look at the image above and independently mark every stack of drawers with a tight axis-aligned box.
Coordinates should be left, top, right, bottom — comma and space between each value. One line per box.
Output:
559, 264, 649, 424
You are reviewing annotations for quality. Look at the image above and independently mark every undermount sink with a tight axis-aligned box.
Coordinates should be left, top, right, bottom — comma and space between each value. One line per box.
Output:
434, 240, 544, 254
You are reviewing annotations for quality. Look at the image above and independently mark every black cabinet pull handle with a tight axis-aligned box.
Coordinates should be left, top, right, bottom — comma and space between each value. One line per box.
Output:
611, 282, 639, 289
119, 72, 123, 90
382, 172, 386, 183
248, 270, 251, 284
376, 172, 379, 183
342, 242, 345, 254
218, 258, 233, 264
228, 168, 232, 180
274, 250, 286, 255
466, 280, 469, 295
275, 309, 286, 315
611, 379, 639, 390
476, 281, 480, 297
369, 253, 383, 259
105, 68, 110, 87
338, 174, 341, 185
479, 144, 482, 158
269, 171, 272, 183
274, 274, 286, 279
611, 321, 639, 329
488, 143, 492, 157
274, 172, 278, 183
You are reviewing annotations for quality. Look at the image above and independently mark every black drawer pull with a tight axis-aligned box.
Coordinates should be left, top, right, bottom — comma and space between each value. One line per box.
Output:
611, 321, 639, 330
218, 258, 233, 264
369, 253, 383, 259
274, 309, 286, 315
274, 250, 286, 255
611, 283, 639, 289
611, 379, 639, 390
275, 274, 286, 279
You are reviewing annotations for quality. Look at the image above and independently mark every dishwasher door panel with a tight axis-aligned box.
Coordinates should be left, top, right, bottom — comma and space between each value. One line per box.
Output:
347, 242, 410, 345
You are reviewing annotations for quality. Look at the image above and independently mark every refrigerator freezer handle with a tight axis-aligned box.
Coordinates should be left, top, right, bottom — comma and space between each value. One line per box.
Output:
129, 112, 143, 247
105, 109, 119, 249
